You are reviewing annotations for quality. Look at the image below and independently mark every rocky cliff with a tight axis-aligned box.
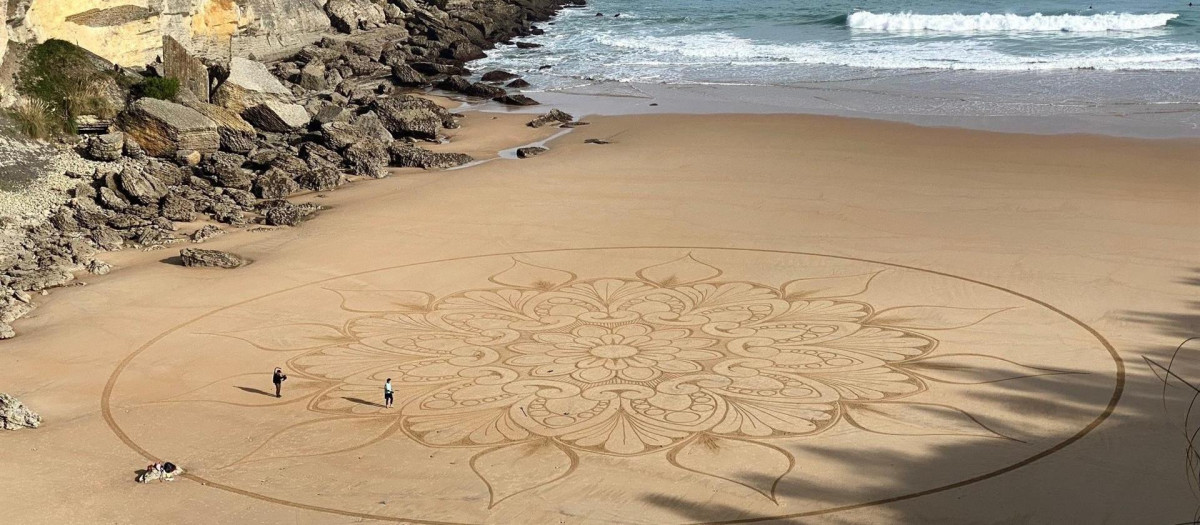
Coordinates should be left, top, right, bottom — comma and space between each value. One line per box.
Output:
12, 0, 332, 66
0, 0, 581, 340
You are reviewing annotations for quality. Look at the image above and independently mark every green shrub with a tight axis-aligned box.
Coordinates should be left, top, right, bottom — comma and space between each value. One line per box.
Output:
6, 98, 61, 139
13, 39, 112, 135
133, 77, 180, 101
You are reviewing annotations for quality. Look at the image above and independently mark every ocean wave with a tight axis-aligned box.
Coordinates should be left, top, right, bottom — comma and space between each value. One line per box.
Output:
846, 11, 1179, 33
589, 32, 1200, 71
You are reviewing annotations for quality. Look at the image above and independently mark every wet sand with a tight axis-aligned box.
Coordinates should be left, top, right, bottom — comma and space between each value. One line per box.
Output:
1, 111, 1198, 523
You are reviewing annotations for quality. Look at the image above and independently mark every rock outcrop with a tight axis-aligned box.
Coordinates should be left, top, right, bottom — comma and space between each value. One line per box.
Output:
213, 57, 294, 114
87, 132, 125, 161
117, 167, 169, 205
242, 102, 310, 132
0, 0, 583, 341
16, 0, 332, 66
388, 143, 473, 170
180, 248, 245, 269
495, 94, 540, 106
182, 101, 257, 154
0, 393, 41, 430
163, 35, 210, 101
326, 0, 387, 33
517, 146, 547, 158
117, 99, 220, 158
528, 109, 574, 128
374, 95, 453, 142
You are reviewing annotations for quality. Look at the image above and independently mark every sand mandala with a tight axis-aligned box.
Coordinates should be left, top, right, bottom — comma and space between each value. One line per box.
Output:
103, 248, 1121, 524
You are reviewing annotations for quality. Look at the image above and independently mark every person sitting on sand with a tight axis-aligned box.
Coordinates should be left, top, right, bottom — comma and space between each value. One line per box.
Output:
137, 461, 181, 483
272, 367, 287, 398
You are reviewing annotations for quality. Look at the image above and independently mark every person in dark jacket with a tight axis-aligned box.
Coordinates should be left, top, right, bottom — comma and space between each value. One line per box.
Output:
272, 367, 287, 398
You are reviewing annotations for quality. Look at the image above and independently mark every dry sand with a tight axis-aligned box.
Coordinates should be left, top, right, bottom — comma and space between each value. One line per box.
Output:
1, 111, 1198, 524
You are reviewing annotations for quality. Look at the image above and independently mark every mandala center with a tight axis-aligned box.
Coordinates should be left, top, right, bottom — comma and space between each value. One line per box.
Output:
589, 344, 640, 359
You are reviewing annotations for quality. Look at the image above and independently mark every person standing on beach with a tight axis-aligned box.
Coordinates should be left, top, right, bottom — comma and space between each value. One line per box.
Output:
384, 378, 394, 408
272, 367, 287, 398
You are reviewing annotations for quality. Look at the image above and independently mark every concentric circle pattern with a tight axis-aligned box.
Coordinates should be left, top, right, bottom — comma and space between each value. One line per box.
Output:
104, 248, 1121, 524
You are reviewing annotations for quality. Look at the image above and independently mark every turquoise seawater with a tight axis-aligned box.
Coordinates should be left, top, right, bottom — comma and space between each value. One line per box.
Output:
478, 0, 1200, 85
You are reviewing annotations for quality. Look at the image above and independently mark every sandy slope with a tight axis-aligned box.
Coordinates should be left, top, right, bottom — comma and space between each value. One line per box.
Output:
1, 112, 1198, 524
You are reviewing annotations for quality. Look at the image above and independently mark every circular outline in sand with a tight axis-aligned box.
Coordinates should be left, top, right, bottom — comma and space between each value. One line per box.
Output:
101, 246, 1125, 524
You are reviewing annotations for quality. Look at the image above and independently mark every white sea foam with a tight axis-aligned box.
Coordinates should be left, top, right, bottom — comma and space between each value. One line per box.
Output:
847, 11, 1179, 33
590, 32, 1200, 72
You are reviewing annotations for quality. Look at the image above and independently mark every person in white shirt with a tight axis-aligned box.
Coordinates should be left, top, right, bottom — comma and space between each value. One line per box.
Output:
384, 378, 394, 408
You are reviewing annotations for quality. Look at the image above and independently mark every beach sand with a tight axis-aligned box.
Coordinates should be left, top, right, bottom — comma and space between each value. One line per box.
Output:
1, 111, 1198, 523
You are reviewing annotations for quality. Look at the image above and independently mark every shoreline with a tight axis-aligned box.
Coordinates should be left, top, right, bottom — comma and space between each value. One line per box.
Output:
485, 77, 1200, 139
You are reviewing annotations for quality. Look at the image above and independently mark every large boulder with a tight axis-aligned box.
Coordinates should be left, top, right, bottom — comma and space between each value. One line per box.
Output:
190, 225, 226, 243
117, 98, 219, 158
517, 146, 548, 159
391, 64, 427, 86
481, 70, 519, 82
298, 167, 343, 191
439, 75, 506, 98
343, 140, 389, 178
98, 186, 130, 211
326, 0, 387, 33
202, 152, 253, 190
411, 62, 471, 77
160, 192, 196, 222
349, 113, 394, 144
299, 61, 328, 91
87, 132, 125, 161
0, 393, 40, 430
242, 102, 310, 133
254, 168, 300, 200
180, 249, 245, 269
495, 94, 540, 106
260, 200, 318, 227
388, 143, 474, 170
317, 123, 364, 152
528, 109, 574, 128
373, 95, 449, 141
163, 35, 210, 101
442, 40, 486, 61
118, 167, 169, 205
144, 160, 188, 187
320, 121, 361, 152
183, 101, 258, 154
213, 57, 294, 114
438, 75, 472, 92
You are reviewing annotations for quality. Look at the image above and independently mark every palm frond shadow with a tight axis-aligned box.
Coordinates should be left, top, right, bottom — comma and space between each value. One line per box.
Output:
641, 270, 1200, 523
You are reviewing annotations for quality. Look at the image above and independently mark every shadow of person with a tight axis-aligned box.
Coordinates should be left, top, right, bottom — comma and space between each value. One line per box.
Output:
133, 468, 149, 482
343, 397, 384, 408
234, 386, 274, 397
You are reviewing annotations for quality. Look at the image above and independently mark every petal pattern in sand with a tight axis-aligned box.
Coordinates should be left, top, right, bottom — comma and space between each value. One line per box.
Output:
200, 255, 1045, 507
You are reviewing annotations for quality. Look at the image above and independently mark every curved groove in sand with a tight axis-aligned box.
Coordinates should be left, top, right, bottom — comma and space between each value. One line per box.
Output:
100, 246, 1124, 524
